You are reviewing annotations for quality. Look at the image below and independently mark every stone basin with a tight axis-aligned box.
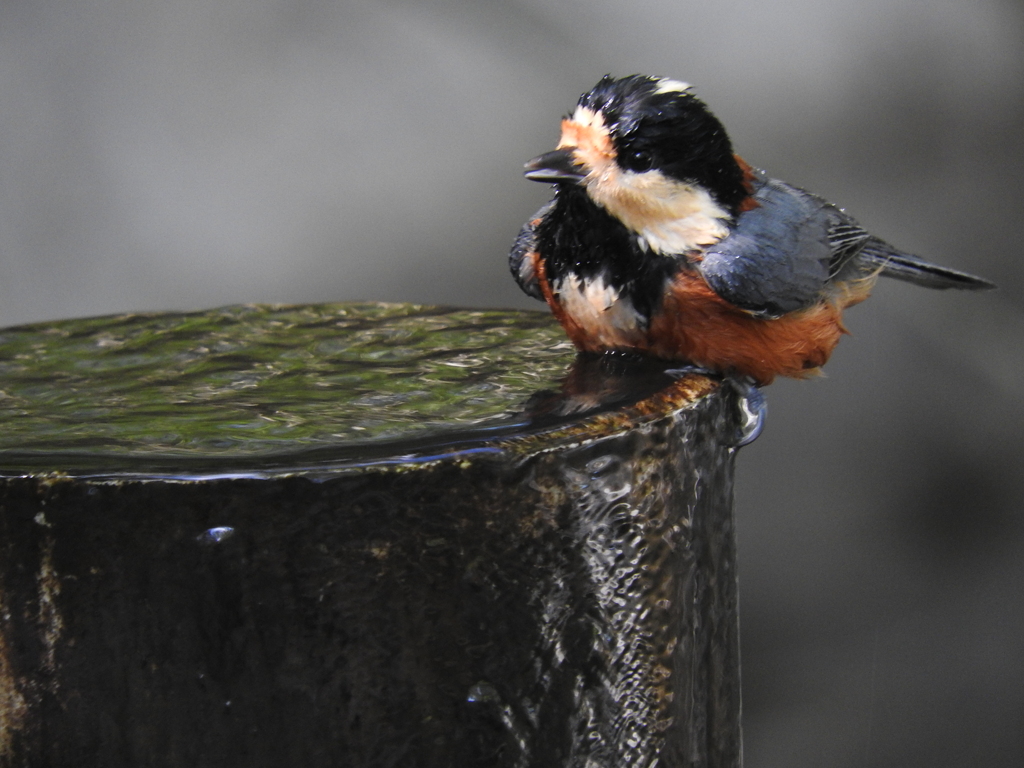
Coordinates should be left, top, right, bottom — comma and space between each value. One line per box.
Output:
0, 303, 744, 767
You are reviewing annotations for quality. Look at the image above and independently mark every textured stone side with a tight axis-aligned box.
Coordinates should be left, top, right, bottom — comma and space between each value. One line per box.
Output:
0, 389, 741, 767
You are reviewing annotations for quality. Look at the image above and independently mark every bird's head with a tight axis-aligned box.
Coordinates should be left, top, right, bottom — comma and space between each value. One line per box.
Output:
525, 75, 749, 254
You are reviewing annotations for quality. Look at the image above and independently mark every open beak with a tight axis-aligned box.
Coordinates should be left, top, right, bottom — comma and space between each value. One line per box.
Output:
524, 148, 586, 183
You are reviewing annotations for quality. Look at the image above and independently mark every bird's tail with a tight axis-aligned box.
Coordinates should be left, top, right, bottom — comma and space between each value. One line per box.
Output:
860, 238, 996, 291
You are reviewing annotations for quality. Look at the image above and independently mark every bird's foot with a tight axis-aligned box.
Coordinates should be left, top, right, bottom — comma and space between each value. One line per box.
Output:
724, 376, 767, 447
663, 364, 718, 379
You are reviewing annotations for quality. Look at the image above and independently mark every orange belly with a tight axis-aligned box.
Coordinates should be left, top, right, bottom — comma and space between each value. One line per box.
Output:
647, 272, 851, 384
539, 257, 875, 384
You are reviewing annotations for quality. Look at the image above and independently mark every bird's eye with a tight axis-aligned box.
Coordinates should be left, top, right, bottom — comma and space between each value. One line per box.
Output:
626, 149, 653, 172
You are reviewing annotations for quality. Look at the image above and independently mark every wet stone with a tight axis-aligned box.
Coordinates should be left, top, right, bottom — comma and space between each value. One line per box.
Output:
0, 303, 745, 767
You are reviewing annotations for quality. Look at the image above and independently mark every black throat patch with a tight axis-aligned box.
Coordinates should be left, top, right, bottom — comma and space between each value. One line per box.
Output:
536, 186, 682, 324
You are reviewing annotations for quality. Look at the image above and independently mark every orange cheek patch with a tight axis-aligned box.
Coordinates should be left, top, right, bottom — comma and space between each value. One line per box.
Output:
557, 115, 615, 175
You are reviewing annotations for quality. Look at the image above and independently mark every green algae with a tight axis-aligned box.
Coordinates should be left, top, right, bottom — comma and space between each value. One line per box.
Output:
0, 303, 577, 469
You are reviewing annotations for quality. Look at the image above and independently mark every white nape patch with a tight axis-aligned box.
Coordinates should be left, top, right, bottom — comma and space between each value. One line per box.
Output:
586, 167, 732, 255
553, 273, 644, 345
654, 78, 692, 94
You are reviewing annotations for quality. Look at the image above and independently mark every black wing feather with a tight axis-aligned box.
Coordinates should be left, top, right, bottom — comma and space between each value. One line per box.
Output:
509, 200, 555, 302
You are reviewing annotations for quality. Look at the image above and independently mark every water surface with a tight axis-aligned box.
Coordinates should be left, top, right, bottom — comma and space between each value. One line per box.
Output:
0, 303, 707, 476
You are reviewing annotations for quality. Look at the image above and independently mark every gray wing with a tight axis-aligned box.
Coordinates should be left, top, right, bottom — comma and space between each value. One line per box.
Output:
697, 174, 863, 317
509, 200, 555, 302
699, 172, 993, 315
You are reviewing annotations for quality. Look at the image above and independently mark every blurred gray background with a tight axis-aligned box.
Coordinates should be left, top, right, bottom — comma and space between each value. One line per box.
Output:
2, 0, 1022, 764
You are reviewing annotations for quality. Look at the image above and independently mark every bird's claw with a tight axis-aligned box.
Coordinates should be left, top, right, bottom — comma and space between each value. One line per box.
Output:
725, 377, 767, 447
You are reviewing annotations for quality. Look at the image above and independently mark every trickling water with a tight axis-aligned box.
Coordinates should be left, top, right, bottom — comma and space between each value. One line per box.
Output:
196, 526, 236, 545
521, 405, 740, 768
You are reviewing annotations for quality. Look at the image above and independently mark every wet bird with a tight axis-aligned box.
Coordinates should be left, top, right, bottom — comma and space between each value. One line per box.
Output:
511, 75, 995, 385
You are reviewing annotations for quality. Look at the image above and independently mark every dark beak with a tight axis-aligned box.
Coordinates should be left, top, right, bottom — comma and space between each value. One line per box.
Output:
524, 149, 586, 183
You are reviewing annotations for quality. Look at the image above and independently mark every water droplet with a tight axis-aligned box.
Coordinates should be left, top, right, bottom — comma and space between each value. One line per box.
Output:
466, 681, 500, 704
197, 526, 235, 545
585, 455, 633, 501
585, 455, 615, 474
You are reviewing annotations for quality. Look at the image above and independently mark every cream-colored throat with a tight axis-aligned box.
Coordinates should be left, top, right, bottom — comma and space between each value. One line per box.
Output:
587, 171, 732, 254
558, 107, 732, 255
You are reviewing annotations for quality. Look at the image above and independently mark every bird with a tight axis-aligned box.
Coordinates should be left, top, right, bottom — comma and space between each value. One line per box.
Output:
510, 74, 995, 386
